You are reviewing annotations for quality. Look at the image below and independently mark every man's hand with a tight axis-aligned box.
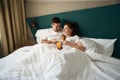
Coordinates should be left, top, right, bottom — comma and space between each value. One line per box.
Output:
49, 39, 57, 44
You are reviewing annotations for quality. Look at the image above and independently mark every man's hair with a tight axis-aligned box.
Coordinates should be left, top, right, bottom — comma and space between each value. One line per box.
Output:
52, 17, 61, 23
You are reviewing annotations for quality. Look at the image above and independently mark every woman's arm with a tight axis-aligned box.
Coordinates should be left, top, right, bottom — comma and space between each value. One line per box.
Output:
64, 41, 86, 51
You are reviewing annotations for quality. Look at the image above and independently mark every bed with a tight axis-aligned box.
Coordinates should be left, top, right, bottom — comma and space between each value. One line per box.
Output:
0, 4, 120, 80
0, 29, 120, 80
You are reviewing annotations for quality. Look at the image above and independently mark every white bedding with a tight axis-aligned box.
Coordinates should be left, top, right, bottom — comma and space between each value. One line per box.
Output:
0, 43, 120, 80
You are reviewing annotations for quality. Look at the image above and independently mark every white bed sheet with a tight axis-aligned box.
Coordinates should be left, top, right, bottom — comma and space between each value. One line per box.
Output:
0, 44, 120, 80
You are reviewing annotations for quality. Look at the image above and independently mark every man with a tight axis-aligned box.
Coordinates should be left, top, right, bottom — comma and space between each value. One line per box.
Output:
41, 17, 62, 44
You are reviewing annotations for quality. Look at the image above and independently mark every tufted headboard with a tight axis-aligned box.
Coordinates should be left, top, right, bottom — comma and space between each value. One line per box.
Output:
27, 4, 120, 58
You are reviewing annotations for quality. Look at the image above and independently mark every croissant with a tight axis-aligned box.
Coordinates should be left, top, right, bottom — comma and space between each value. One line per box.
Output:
61, 34, 66, 41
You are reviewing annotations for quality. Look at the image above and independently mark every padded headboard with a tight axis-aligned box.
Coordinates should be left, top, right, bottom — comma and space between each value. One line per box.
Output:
27, 4, 120, 58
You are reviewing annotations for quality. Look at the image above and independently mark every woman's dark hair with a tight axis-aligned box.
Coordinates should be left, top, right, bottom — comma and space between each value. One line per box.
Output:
52, 17, 61, 23
64, 21, 79, 36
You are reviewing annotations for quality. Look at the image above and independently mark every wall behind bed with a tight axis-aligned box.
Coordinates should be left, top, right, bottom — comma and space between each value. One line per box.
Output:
27, 4, 120, 58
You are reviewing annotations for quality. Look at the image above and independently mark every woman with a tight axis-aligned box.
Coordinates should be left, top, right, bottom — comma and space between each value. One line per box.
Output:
62, 21, 86, 51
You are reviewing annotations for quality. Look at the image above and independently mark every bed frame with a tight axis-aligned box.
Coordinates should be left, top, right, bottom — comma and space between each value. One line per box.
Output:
27, 4, 120, 58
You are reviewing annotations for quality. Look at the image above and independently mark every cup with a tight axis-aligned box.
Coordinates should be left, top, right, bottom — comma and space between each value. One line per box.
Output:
56, 41, 63, 50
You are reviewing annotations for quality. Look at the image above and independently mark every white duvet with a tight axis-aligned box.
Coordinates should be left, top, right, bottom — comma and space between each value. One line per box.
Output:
0, 43, 120, 80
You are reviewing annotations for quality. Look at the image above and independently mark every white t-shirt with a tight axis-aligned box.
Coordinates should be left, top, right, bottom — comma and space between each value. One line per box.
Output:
35, 28, 62, 43
65, 35, 80, 44
45, 28, 62, 40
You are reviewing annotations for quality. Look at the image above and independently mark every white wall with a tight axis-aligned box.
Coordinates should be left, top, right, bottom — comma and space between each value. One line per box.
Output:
25, 0, 120, 18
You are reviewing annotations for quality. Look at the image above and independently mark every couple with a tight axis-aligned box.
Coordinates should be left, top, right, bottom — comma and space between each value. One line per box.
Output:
40, 17, 86, 51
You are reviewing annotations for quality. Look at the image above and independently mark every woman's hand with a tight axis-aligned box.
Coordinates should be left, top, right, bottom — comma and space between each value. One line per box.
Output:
63, 41, 72, 46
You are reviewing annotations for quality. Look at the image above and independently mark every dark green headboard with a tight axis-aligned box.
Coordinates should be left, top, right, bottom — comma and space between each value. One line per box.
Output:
27, 4, 120, 58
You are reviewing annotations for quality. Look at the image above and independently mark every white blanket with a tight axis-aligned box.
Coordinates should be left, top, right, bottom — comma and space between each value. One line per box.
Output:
0, 44, 120, 80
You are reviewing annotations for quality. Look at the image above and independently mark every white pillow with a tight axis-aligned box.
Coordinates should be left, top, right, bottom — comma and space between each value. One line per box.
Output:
80, 39, 98, 53
83, 37, 117, 56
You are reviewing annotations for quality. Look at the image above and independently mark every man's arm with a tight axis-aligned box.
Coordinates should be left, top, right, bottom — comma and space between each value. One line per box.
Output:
41, 39, 52, 44
41, 39, 57, 44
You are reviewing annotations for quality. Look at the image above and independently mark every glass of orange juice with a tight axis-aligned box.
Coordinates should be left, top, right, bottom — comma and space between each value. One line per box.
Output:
56, 41, 63, 50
